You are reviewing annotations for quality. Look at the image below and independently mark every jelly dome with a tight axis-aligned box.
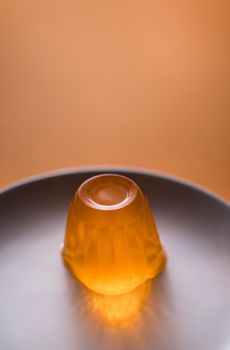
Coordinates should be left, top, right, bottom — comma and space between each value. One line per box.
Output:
63, 174, 166, 295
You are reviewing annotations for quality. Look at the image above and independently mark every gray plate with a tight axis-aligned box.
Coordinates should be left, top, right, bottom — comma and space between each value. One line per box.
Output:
0, 168, 230, 350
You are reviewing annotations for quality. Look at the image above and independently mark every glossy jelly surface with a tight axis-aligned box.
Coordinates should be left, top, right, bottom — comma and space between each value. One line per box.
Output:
63, 174, 166, 295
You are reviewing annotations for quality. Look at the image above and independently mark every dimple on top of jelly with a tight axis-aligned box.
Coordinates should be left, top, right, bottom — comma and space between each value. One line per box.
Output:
78, 174, 138, 210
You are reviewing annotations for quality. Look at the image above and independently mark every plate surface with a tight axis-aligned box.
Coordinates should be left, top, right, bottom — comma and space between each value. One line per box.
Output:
0, 168, 229, 350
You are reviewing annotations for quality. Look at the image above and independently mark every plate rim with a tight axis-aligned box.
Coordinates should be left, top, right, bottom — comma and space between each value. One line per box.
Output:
0, 165, 229, 209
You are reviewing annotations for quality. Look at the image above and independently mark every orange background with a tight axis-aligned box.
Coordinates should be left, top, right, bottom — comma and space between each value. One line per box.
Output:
1, 0, 229, 200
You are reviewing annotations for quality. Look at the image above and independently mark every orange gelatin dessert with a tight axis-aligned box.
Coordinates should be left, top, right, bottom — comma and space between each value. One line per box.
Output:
63, 174, 166, 295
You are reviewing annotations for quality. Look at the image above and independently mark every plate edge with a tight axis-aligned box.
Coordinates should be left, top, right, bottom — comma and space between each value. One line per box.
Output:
0, 165, 229, 209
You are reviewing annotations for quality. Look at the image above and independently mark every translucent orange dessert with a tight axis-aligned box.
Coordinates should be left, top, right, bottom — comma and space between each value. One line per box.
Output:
63, 174, 166, 295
